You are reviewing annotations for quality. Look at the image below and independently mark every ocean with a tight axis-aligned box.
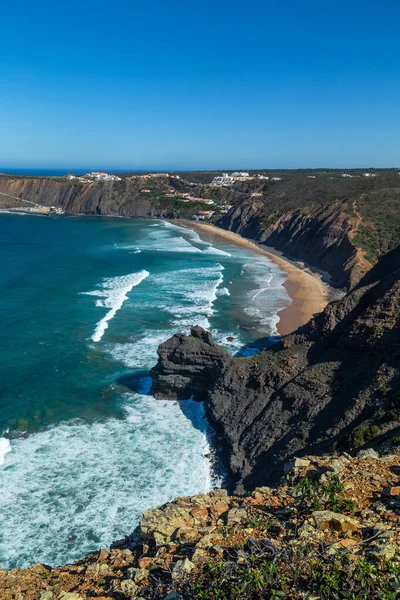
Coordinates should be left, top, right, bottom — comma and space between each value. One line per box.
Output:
0, 214, 289, 569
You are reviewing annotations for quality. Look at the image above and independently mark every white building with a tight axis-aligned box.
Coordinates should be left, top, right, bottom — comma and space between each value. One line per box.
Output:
86, 172, 122, 182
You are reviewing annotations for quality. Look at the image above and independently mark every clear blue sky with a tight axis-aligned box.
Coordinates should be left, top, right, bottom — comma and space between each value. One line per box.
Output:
1, 0, 399, 170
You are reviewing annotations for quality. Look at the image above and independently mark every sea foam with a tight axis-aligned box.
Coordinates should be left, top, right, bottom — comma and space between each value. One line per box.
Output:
0, 395, 217, 569
83, 270, 149, 342
0, 437, 11, 466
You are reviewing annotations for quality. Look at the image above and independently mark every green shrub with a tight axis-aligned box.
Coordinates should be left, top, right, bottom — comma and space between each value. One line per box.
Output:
350, 425, 380, 448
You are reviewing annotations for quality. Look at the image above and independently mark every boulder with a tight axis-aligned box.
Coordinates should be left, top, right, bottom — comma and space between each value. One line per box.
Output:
150, 326, 231, 400
127, 567, 149, 583
172, 557, 195, 581
357, 448, 379, 459
120, 578, 138, 597
226, 506, 247, 525
312, 511, 360, 534
163, 591, 182, 600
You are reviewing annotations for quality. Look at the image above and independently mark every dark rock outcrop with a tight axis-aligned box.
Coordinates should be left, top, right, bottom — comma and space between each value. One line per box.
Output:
151, 247, 400, 492
150, 326, 231, 401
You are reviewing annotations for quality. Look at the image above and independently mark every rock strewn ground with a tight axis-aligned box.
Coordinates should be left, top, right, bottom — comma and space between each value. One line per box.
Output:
1, 452, 399, 599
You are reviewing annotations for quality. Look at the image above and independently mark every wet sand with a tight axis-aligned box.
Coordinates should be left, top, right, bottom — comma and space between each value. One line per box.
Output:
177, 220, 329, 335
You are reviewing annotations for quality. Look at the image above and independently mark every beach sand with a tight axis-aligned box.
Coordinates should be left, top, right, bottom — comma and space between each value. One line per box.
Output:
178, 220, 329, 336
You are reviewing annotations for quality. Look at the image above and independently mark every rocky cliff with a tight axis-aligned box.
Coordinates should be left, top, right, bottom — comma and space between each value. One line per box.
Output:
151, 245, 400, 492
217, 199, 368, 289
3, 173, 400, 292
0, 177, 179, 218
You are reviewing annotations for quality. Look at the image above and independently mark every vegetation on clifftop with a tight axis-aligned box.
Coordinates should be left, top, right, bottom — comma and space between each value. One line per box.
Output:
1, 452, 399, 599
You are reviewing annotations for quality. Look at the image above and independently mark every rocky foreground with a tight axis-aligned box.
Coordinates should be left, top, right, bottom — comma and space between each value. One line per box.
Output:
1, 451, 399, 599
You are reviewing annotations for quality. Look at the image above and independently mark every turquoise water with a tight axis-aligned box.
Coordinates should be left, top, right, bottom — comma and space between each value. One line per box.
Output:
0, 214, 289, 569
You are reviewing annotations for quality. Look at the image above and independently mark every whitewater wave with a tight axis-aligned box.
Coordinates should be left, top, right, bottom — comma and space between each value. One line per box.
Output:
0, 395, 218, 569
241, 258, 290, 333
162, 222, 232, 256
83, 270, 149, 342
0, 437, 11, 466
217, 287, 230, 296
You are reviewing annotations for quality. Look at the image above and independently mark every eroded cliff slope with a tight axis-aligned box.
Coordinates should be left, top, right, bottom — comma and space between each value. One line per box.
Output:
0, 176, 177, 217
151, 245, 400, 491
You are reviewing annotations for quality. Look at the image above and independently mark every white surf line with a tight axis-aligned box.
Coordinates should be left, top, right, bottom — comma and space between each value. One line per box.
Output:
83, 270, 150, 342
0, 437, 11, 466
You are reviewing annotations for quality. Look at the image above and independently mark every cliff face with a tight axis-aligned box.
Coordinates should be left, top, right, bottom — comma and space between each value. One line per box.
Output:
218, 199, 368, 290
0, 177, 177, 218
151, 246, 400, 492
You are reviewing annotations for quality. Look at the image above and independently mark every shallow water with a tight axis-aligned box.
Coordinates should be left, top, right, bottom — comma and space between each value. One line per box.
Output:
0, 214, 289, 568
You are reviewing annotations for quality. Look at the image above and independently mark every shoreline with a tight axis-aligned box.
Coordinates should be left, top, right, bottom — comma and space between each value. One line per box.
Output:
176, 220, 330, 335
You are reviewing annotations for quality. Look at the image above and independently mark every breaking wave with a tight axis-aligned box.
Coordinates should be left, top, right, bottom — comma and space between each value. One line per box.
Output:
83, 270, 149, 342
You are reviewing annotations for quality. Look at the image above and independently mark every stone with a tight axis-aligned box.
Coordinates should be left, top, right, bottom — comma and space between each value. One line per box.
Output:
209, 502, 230, 517
190, 507, 209, 520
328, 457, 349, 474
294, 457, 311, 468
140, 503, 197, 545
369, 542, 397, 560
191, 548, 209, 564
127, 567, 149, 583
298, 522, 316, 538
138, 557, 153, 569
357, 448, 379, 459
87, 561, 110, 578
312, 511, 360, 534
120, 578, 138, 596
40, 593, 54, 600
226, 506, 247, 525
196, 532, 219, 549
172, 557, 195, 581
163, 591, 182, 600
58, 594, 85, 600
209, 489, 228, 498
284, 457, 310, 474
252, 486, 273, 498
175, 526, 201, 543
98, 546, 110, 561
326, 538, 357, 555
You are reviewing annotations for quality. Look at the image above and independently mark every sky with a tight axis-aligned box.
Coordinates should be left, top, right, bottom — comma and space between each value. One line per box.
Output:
1, 0, 399, 170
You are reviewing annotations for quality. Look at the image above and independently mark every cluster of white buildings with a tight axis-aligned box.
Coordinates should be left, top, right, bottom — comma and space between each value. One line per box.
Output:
126, 173, 180, 180
212, 172, 250, 186
211, 172, 281, 186
341, 172, 377, 178
87, 172, 122, 181
66, 172, 122, 182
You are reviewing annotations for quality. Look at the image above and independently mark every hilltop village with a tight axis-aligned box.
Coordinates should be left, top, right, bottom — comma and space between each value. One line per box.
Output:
59, 169, 396, 222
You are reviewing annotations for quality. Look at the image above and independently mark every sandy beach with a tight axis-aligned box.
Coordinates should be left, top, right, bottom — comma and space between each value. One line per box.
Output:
178, 220, 329, 336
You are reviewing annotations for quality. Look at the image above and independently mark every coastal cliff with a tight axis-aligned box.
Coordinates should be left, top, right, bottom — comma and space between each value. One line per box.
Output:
217, 199, 368, 289
0, 176, 177, 218
151, 245, 400, 491
2, 172, 400, 293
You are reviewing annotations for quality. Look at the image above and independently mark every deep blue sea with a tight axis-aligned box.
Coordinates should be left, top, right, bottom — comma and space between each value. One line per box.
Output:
0, 214, 289, 569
